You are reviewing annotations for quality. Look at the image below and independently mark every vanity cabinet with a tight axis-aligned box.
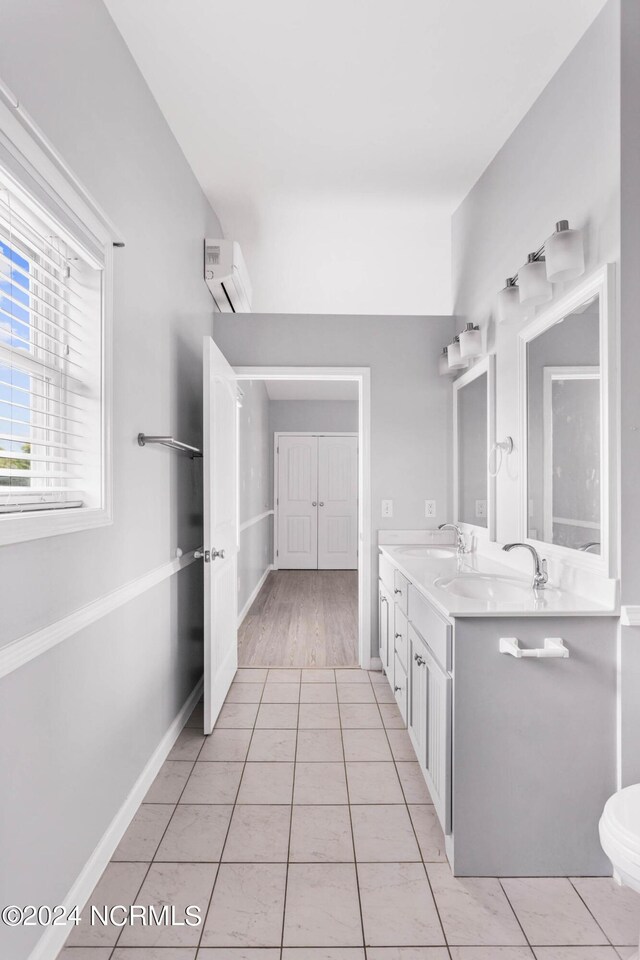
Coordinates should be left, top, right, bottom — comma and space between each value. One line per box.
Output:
378, 547, 618, 878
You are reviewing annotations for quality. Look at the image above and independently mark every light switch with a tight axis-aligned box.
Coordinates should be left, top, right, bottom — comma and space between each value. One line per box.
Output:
381, 499, 393, 518
425, 500, 436, 518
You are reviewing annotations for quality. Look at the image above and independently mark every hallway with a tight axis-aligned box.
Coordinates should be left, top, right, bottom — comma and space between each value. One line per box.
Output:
238, 571, 359, 667
61, 668, 638, 959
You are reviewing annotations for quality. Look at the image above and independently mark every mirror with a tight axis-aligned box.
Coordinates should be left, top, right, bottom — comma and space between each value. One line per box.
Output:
524, 279, 604, 558
454, 356, 494, 537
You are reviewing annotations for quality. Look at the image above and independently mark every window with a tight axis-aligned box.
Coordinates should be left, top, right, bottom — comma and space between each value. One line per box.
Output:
0, 103, 112, 545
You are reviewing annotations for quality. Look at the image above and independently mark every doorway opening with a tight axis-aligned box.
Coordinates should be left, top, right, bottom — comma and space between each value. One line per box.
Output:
234, 366, 371, 670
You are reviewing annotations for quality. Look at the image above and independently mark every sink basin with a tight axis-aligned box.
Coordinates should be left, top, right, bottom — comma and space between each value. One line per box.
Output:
395, 545, 456, 560
433, 573, 531, 602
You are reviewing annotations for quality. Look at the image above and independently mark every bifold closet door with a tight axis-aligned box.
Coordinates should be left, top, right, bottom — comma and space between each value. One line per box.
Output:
277, 435, 319, 569
318, 436, 358, 570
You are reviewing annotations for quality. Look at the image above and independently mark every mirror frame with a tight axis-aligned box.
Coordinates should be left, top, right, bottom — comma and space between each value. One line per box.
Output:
453, 353, 496, 542
518, 264, 616, 577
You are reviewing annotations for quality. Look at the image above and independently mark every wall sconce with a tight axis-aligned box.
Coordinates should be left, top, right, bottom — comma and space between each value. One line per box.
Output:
447, 336, 468, 370
496, 220, 584, 321
459, 322, 482, 359
545, 220, 585, 282
497, 278, 524, 324
438, 346, 452, 376
519, 253, 552, 307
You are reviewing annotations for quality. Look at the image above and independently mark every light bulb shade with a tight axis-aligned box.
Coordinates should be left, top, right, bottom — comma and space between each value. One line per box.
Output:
447, 338, 467, 370
438, 349, 450, 376
545, 222, 585, 282
519, 255, 552, 306
497, 280, 524, 324
459, 325, 482, 359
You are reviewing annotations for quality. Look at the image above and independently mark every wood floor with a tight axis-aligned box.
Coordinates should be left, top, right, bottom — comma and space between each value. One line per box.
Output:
238, 570, 358, 667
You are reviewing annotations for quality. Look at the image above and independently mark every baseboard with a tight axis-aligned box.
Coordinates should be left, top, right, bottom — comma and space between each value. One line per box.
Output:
369, 656, 383, 672
29, 677, 203, 960
237, 564, 274, 627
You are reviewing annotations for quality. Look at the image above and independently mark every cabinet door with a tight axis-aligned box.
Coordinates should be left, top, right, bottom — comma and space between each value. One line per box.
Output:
378, 582, 391, 676
423, 644, 452, 834
408, 627, 427, 766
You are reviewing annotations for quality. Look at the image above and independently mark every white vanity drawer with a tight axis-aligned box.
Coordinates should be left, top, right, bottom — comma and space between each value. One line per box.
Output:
379, 551, 396, 593
407, 584, 452, 672
393, 654, 408, 723
393, 569, 409, 615
394, 606, 409, 669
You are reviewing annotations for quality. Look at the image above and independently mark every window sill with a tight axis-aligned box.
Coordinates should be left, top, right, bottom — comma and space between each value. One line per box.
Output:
0, 505, 113, 547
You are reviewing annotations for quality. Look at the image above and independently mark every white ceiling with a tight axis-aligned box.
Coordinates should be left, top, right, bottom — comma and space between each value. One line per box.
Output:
105, 0, 606, 315
261, 379, 358, 402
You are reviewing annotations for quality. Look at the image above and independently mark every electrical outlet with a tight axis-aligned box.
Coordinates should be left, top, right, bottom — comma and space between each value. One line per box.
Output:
424, 500, 436, 518
381, 499, 393, 518
475, 499, 487, 519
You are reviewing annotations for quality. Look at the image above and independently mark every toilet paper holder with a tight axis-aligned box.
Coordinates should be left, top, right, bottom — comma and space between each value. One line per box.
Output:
499, 637, 569, 659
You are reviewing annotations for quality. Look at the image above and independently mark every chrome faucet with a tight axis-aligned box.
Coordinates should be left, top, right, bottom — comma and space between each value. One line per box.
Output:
502, 542, 548, 591
438, 523, 468, 557
578, 541, 600, 554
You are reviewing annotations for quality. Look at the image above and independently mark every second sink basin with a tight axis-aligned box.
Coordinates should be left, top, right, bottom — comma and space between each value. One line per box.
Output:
395, 545, 457, 560
433, 572, 531, 602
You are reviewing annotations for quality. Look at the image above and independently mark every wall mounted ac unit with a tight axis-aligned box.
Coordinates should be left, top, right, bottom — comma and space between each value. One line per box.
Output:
204, 239, 252, 313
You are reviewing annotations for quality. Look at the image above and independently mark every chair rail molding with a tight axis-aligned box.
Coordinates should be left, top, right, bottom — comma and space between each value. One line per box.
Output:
239, 509, 274, 533
0, 550, 198, 680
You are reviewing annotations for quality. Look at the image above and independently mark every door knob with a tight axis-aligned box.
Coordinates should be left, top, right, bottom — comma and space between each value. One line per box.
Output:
312, 501, 317, 506
194, 549, 211, 563
394, 685, 402, 692
211, 548, 225, 560
319, 501, 325, 506
414, 654, 425, 666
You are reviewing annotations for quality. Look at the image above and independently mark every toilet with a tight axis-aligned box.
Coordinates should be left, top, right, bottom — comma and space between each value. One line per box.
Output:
600, 784, 640, 958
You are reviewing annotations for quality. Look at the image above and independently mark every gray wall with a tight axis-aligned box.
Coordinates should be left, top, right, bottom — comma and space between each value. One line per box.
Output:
238, 380, 272, 614
451, 1, 628, 780
452, 0, 620, 548
0, 2, 220, 957
270, 399, 358, 435
214, 313, 456, 654
620, 0, 640, 786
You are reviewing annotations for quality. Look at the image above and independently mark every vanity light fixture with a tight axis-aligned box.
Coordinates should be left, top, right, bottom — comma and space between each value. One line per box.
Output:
459, 322, 482, 359
447, 335, 468, 370
545, 220, 585, 282
438, 346, 452, 376
519, 252, 553, 307
497, 278, 524, 324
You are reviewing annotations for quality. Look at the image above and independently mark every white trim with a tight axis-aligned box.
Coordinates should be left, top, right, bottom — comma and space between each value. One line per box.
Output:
518, 264, 616, 578
370, 656, 383, 672
27, 677, 202, 960
0, 551, 197, 680
0, 78, 116, 547
239, 509, 274, 533
621, 606, 640, 626
238, 564, 274, 627
235, 366, 372, 670
453, 355, 496, 543
0, 77, 124, 245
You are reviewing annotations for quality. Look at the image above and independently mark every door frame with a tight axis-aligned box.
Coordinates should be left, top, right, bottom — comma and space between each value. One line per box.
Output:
234, 366, 372, 670
274, 432, 359, 572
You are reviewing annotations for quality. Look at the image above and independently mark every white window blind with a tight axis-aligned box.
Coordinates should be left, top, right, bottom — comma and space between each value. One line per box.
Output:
0, 169, 103, 515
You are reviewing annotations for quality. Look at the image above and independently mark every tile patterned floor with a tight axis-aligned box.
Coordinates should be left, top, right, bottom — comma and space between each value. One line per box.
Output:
59, 668, 639, 960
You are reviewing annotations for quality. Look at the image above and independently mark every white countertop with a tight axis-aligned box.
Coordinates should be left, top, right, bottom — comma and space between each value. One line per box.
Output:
380, 545, 618, 619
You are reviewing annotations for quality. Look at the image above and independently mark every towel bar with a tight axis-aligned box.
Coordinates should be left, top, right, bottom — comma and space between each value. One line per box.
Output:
137, 433, 202, 458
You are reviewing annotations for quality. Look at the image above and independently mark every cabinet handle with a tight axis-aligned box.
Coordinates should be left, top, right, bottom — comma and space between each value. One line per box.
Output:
380, 595, 388, 605
394, 685, 402, 692
414, 653, 425, 666
395, 632, 402, 639
312, 501, 317, 506
394, 588, 402, 595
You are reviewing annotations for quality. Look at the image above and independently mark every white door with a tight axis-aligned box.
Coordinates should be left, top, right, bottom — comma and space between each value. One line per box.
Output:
202, 336, 239, 734
318, 436, 358, 570
277, 435, 318, 569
